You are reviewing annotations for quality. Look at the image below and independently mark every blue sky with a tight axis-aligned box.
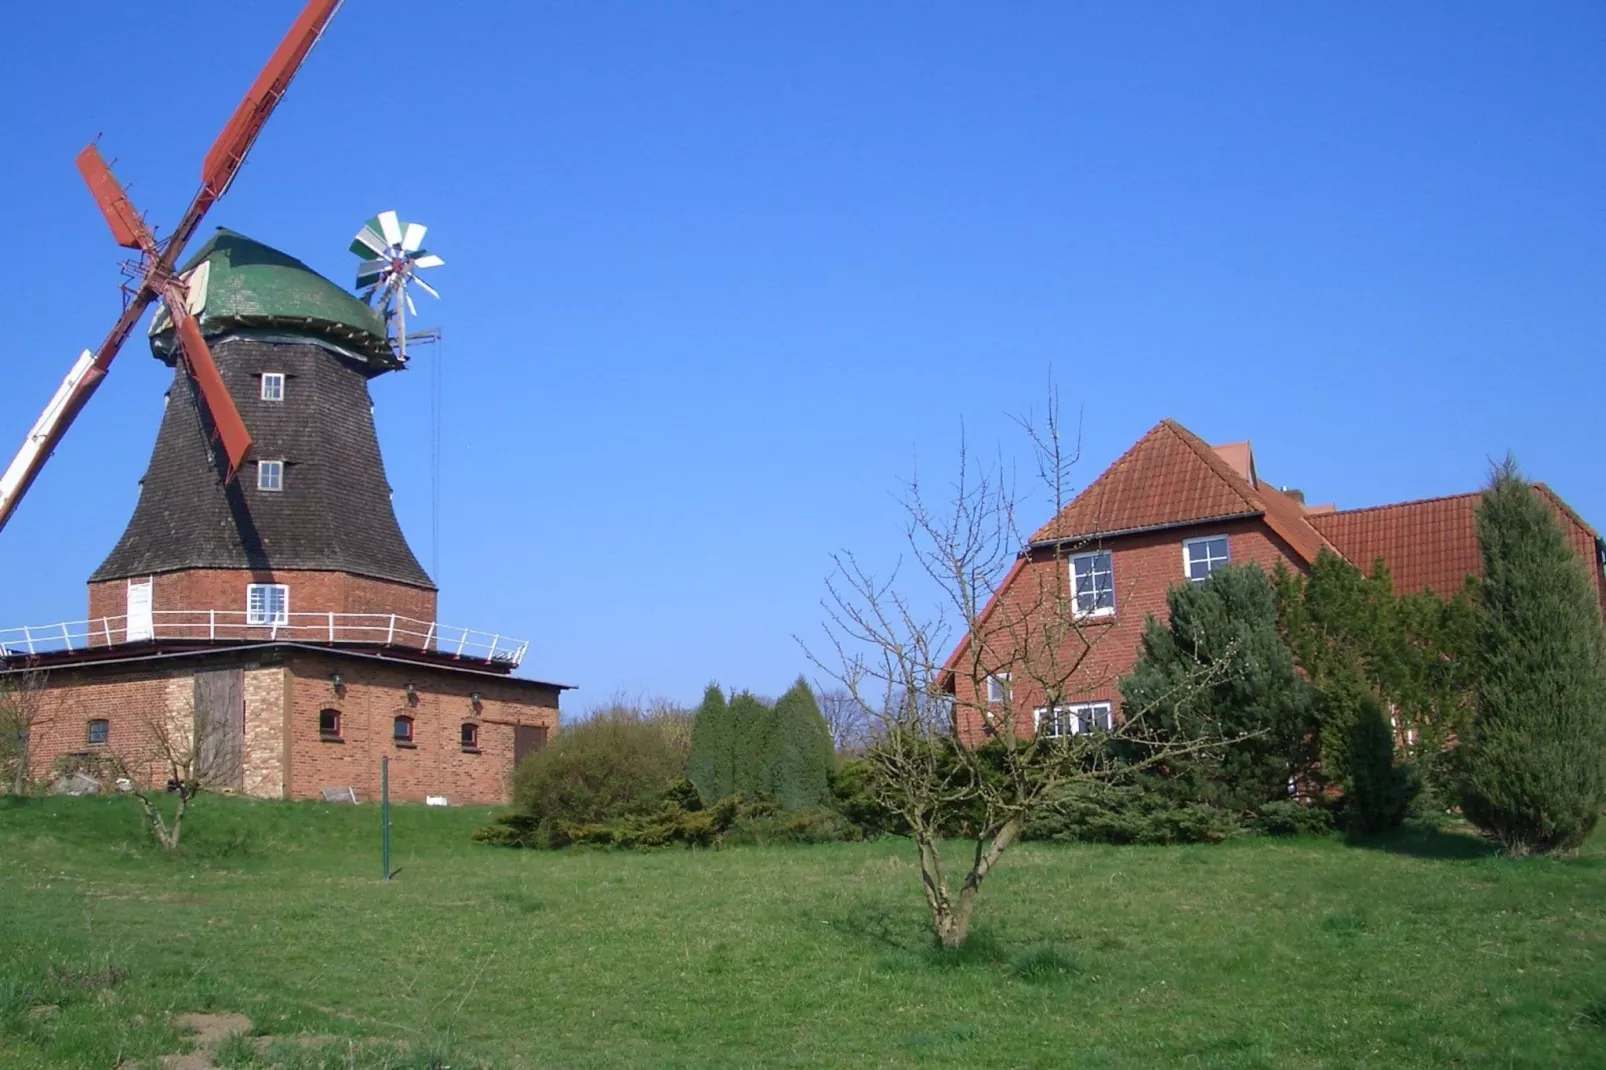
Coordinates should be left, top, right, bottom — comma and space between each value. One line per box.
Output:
1, 2, 1601, 709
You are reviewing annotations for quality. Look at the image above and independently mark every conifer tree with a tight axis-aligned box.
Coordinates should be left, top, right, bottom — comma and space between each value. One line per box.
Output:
686, 684, 733, 802
1460, 462, 1606, 854
767, 678, 836, 811
730, 691, 774, 800
1120, 563, 1319, 810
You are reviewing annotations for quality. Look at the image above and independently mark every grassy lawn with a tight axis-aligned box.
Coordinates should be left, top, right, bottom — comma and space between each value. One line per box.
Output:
1, 797, 1604, 1068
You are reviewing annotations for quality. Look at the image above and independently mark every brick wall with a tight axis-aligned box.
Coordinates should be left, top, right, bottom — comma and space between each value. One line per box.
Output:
17, 650, 560, 806
86, 570, 438, 645
953, 517, 1306, 743
283, 651, 559, 805
23, 666, 189, 787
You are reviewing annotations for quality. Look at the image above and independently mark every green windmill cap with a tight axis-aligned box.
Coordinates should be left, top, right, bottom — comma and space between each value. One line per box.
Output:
150, 228, 397, 369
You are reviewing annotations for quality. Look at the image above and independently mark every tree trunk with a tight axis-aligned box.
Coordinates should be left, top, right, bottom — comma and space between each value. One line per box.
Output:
921, 816, 1024, 950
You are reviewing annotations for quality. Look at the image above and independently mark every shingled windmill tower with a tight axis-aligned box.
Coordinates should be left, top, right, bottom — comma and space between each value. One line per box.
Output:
0, 0, 565, 805
88, 230, 438, 634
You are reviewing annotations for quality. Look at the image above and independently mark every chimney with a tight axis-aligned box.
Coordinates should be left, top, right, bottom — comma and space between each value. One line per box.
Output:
1279, 485, 1306, 505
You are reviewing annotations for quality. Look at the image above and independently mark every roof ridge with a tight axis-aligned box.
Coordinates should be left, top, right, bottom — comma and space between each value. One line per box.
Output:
1160, 419, 1262, 514
1318, 490, 1482, 519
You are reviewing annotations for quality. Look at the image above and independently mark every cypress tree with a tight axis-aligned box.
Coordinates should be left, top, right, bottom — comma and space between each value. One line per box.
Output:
686, 684, 733, 803
767, 678, 836, 811
1460, 461, 1606, 854
730, 691, 774, 800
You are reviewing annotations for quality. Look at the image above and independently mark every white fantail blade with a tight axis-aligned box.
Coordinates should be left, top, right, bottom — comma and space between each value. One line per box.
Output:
352, 225, 389, 257
377, 210, 403, 247
405, 290, 416, 317
411, 253, 444, 269
410, 275, 440, 299
401, 221, 427, 252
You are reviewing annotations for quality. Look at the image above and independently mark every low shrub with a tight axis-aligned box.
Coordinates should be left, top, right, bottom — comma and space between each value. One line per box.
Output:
1251, 800, 1335, 838
510, 710, 684, 827
1022, 783, 1244, 845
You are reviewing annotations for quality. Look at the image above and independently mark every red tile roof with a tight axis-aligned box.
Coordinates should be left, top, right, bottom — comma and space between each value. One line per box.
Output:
1031, 419, 1332, 564
1310, 485, 1605, 599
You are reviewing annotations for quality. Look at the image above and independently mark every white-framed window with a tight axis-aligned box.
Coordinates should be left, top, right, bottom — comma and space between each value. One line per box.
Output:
1035, 701, 1114, 738
986, 673, 1011, 705
257, 460, 284, 492
1183, 535, 1230, 582
246, 583, 289, 626
261, 372, 285, 401
1070, 550, 1115, 617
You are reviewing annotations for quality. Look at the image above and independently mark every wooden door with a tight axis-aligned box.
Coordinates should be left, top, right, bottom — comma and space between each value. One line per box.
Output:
126, 579, 153, 642
513, 725, 548, 767
194, 668, 245, 791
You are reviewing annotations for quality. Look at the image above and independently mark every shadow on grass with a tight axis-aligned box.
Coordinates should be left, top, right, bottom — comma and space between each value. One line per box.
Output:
1342, 822, 1499, 861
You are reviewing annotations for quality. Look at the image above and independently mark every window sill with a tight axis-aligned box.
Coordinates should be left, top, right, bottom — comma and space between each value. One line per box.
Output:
1072, 611, 1117, 622
393, 741, 417, 750
460, 746, 482, 755
318, 735, 344, 744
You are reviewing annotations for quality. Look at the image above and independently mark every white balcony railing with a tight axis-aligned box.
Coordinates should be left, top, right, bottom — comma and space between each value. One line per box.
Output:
0, 611, 528, 668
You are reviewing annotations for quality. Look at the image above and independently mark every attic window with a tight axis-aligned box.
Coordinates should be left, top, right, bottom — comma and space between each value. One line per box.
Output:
258, 460, 284, 492
1070, 550, 1115, 618
1183, 536, 1231, 582
261, 373, 285, 401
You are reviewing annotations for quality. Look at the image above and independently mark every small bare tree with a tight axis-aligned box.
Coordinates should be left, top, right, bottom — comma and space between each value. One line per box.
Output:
815, 686, 874, 756
115, 703, 242, 852
810, 394, 1235, 949
0, 663, 51, 796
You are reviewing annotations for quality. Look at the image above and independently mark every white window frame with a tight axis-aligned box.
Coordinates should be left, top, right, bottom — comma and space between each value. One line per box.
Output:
1182, 535, 1231, 583
257, 460, 284, 492
246, 583, 289, 626
1034, 701, 1114, 738
986, 673, 1011, 705
1069, 550, 1116, 618
260, 372, 285, 401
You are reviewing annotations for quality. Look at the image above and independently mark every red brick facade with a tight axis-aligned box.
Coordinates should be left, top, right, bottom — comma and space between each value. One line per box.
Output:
947, 419, 1605, 745
951, 516, 1307, 743
20, 646, 560, 805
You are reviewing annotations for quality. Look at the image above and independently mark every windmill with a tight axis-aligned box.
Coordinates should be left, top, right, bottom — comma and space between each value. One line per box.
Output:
351, 211, 444, 362
0, 0, 348, 536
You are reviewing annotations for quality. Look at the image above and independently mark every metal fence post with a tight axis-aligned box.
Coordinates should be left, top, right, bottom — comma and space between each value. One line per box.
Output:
381, 756, 392, 881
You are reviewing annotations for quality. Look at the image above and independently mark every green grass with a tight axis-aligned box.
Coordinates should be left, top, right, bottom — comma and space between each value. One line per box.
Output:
1, 795, 1604, 1068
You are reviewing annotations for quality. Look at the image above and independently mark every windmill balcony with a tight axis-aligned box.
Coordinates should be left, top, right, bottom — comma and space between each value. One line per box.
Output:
0, 611, 529, 668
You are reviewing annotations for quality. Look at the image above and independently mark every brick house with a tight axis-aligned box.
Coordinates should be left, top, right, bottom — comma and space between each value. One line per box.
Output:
945, 419, 1606, 744
2, 231, 567, 804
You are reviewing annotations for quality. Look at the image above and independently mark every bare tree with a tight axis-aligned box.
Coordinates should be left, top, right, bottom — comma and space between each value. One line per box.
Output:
815, 687, 874, 756
809, 393, 1235, 949
113, 702, 243, 852
0, 663, 50, 795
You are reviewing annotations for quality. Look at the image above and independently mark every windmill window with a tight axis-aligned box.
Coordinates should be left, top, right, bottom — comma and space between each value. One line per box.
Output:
257, 460, 284, 492
260, 373, 285, 401
246, 583, 289, 626
87, 719, 109, 746
393, 715, 415, 746
318, 708, 342, 740
460, 723, 480, 751
1183, 536, 1231, 582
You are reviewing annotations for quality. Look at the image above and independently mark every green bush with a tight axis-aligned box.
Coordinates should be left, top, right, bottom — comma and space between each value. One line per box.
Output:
1460, 462, 1606, 854
1021, 784, 1244, 845
1327, 689, 1418, 836
510, 710, 684, 828
1251, 800, 1335, 838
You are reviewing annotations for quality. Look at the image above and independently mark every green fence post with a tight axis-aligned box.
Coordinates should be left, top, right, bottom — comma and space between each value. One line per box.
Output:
381, 756, 391, 881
